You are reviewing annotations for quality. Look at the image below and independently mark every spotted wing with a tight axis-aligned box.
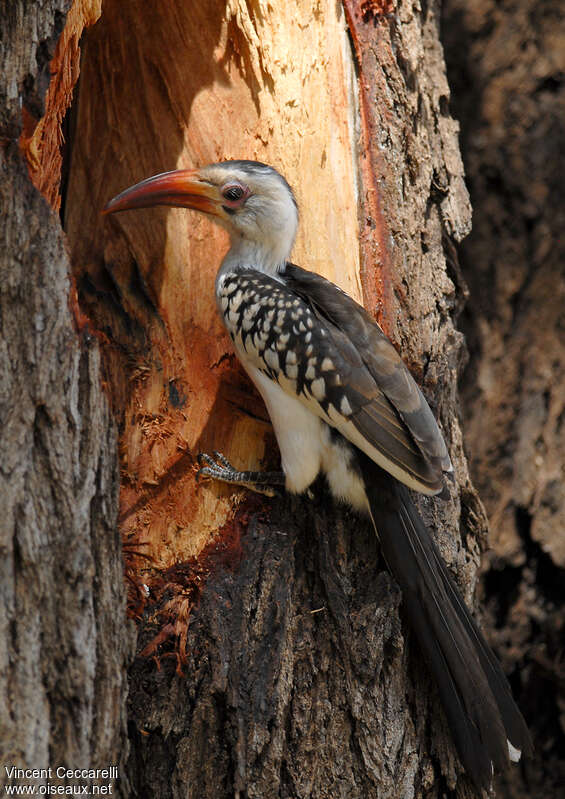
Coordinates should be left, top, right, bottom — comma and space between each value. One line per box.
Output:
219, 265, 452, 495
284, 264, 453, 477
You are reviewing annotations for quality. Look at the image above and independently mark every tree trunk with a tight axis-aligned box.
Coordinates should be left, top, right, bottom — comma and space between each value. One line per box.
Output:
65, 1, 479, 795
443, 1, 565, 796
2, 0, 536, 797
0, 1, 131, 795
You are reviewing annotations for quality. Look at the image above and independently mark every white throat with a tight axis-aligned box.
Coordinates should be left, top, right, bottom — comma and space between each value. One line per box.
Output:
211, 167, 299, 279
221, 231, 292, 277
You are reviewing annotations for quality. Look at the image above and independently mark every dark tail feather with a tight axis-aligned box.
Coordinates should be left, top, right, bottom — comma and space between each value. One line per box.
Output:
363, 464, 532, 790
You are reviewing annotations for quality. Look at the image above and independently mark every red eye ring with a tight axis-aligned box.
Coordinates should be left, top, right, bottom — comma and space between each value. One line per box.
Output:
221, 183, 249, 205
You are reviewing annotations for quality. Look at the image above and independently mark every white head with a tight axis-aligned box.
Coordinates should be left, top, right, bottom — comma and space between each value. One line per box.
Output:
104, 160, 299, 275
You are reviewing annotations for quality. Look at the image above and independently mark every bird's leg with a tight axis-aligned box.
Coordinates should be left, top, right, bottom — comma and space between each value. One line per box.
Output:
196, 451, 286, 497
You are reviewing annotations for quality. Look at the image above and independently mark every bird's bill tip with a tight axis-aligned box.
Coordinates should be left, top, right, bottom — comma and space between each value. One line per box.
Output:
102, 169, 223, 217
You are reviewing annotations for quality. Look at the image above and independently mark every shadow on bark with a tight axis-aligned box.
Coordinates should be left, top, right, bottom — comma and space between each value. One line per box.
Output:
442, 1, 565, 795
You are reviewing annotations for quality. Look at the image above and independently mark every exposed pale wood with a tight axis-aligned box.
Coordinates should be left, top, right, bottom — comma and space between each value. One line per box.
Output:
8, 0, 504, 793
63, 0, 485, 795
18, 0, 102, 210
5, 0, 554, 794
65, 0, 362, 568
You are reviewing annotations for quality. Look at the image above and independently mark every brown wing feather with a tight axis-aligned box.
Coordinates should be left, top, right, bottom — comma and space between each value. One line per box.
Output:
218, 265, 450, 495
283, 263, 453, 486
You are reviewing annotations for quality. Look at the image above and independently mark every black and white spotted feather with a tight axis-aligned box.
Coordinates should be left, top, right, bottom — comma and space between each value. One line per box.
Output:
218, 262, 451, 496
104, 158, 533, 792
216, 260, 532, 790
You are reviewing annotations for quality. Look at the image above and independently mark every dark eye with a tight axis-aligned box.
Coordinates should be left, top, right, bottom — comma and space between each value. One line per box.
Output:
222, 184, 245, 202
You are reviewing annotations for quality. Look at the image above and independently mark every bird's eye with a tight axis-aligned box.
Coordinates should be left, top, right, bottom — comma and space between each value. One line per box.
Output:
222, 184, 246, 203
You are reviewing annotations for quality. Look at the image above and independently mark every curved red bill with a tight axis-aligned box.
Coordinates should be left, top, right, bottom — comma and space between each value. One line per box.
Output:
103, 169, 222, 216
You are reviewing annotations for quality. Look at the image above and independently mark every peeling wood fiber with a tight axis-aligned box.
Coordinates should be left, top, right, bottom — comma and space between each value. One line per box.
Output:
66, 0, 362, 567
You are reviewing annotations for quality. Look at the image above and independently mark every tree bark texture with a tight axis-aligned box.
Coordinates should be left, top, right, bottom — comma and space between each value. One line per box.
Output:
1, 0, 537, 797
0, 0, 131, 793
63, 0, 487, 796
443, 1, 565, 796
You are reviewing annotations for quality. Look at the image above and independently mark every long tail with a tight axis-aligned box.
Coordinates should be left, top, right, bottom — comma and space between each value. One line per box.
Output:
363, 461, 532, 790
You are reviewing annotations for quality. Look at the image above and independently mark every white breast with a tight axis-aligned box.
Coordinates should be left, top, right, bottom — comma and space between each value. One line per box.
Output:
246, 365, 369, 512
247, 365, 324, 494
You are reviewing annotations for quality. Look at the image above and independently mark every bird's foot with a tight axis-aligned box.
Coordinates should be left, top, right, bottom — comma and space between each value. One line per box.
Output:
196, 451, 285, 498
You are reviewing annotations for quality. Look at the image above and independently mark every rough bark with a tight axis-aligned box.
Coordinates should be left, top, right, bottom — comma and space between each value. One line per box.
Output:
65, 1, 482, 796
442, 1, 565, 796
1, 0, 516, 797
0, 1, 131, 794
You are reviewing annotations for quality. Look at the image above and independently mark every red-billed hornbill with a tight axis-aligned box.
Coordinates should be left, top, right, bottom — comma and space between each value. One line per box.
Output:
104, 160, 531, 790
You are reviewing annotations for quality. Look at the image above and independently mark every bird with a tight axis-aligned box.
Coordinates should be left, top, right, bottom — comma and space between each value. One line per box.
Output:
104, 159, 532, 790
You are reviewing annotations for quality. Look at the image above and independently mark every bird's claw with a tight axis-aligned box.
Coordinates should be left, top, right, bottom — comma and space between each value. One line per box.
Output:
196, 451, 237, 483
195, 450, 278, 497
211, 450, 233, 469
